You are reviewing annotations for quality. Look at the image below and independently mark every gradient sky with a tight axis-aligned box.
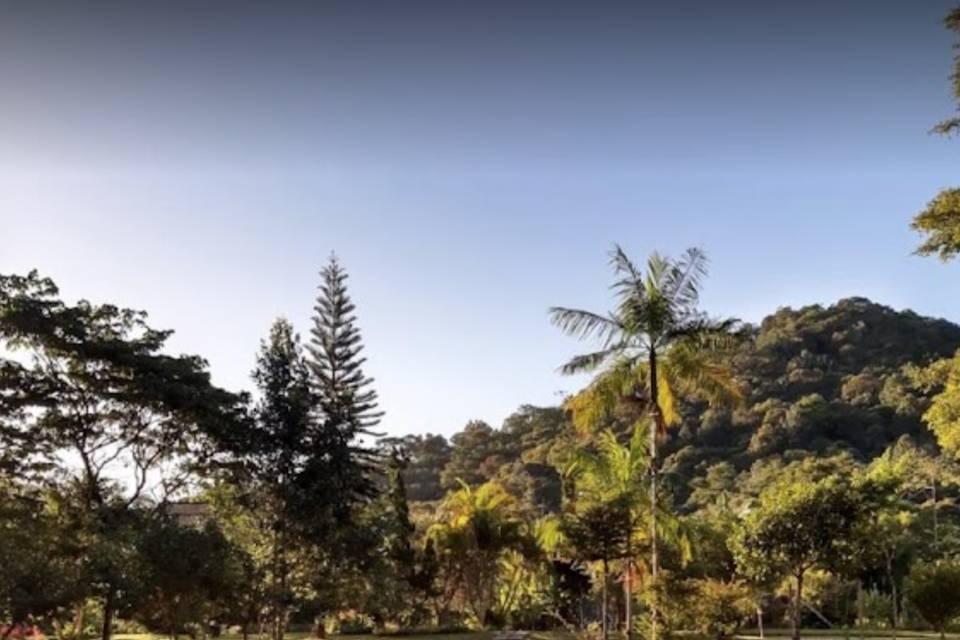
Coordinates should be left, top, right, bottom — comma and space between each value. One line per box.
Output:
3, 1, 959, 438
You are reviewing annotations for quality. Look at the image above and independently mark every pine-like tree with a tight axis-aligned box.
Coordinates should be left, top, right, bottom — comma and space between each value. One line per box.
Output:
248, 318, 315, 640
305, 255, 382, 513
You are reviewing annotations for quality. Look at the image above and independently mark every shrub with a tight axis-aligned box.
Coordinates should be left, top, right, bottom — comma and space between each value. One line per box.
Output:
691, 579, 754, 640
906, 561, 960, 638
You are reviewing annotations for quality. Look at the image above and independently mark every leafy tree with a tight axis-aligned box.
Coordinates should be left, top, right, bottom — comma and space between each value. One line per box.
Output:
690, 579, 753, 640
561, 500, 630, 640
568, 426, 651, 640
232, 318, 316, 640
0, 484, 85, 635
915, 352, 960, 458
912, 9, 960, 259
131, 516, 248, 640
441, 420, 502, 489
551, 246, 742, 639
905, 560, 960, 638
379, 434, 452, 502
913, 190, 960, 262
0, 271, 244, 640
734, 473, 868, 640
361, 447, 438, 627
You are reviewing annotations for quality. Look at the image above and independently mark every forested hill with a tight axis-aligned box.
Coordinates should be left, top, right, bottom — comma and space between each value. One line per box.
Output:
386, 297, 960, 513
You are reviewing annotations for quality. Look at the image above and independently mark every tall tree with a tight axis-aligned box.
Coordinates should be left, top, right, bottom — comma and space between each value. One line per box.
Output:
244, 318, 316, 640
550, 246, 742, 640
302, 256, 383, 634
304, 256, 381, 511
0, 271, 244, 640
568, 427, 648, 640
734, 474, 868, 640
561, 500, 631, 640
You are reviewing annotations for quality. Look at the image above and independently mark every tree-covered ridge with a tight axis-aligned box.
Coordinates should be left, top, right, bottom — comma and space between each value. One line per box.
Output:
663, 298, 960, 498
395, 298, 960, 517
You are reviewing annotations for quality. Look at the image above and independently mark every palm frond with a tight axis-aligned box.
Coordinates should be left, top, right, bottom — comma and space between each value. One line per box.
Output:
548, 306, 624, 346
558, 346, 624, 376
609, 244, 646, 297
662, 247, 708, 312
661, 339, 744, 409
564, 359, 643, 433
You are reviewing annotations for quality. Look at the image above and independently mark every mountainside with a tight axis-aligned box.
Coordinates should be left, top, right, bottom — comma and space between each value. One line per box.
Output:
388, 298, 960, 514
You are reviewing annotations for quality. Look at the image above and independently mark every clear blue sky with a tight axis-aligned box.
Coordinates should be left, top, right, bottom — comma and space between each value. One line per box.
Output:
2, 1, 959, 437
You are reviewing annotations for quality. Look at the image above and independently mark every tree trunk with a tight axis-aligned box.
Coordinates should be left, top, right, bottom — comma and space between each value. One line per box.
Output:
314, 616, 326, 639
792, 571, 803, 640
625, 546, 633, 640
73, 601, 86, 640
101, 588, 115, 640
601, 559, 609, 640
648, 349, 661, 640
856, 580, 864, 640
757, 604, 764, 640
932, 478, 940, 549
886, 552, 898, 640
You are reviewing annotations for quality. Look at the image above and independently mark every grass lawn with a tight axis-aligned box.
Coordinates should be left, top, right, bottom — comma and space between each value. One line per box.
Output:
735, 630, 960, 640
110, 631, 960, 640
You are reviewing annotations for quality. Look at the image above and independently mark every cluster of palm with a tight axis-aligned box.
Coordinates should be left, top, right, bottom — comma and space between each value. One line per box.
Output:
427, 481, 545, 627
550, 245, 743, 640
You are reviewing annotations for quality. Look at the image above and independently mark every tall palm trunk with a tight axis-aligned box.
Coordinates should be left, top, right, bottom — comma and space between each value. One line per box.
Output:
648, 349, 661, 640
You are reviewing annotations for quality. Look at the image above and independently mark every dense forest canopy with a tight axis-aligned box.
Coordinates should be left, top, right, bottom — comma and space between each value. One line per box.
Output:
393, 297, 960, 515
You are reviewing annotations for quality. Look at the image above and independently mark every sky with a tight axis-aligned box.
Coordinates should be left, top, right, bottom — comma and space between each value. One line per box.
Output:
2, 1, 959, 438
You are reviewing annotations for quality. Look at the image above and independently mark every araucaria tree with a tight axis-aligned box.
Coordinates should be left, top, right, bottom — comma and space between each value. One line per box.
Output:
550, 246, 742, 640
301, 256, 383, 630
304, 255, 382, 514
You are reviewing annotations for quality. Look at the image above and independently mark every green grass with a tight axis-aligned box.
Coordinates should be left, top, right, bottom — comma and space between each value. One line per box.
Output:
110, 630, 960, 640
735, 630, 960, 640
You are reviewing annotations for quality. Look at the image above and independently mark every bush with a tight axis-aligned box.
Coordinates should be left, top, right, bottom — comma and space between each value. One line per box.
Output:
906, 561, 960, 638
691, 579, 754, 640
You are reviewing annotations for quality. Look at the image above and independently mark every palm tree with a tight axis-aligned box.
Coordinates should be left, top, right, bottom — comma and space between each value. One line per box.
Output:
569, 426, 691, 640
428, 481, 524, 627
550, 246, 742, 640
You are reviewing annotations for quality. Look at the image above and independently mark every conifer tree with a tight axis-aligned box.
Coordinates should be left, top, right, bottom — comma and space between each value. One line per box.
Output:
249, 318, 315, 640
304, 255, 382, 516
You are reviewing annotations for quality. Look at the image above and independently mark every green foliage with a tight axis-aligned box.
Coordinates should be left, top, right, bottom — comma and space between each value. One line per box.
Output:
130, 516, 248, 638
0, 270, 244, 498
933, 8, 960, 137
913, 189, 960, 262
0, 485, 85, 630
662, 298, 959, 507
913, 9, 960, 261
305, 255, 381, 512
735, 473, 867, 582
428, 481, 527, 627
734, 471, 872, 639
379, 434, 452, 502
905, 560, 960, 636
916, 350, 960, 457
690, 579, 754, 639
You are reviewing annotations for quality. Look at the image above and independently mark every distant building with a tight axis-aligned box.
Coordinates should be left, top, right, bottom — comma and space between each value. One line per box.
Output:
166, 501, 211, 528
